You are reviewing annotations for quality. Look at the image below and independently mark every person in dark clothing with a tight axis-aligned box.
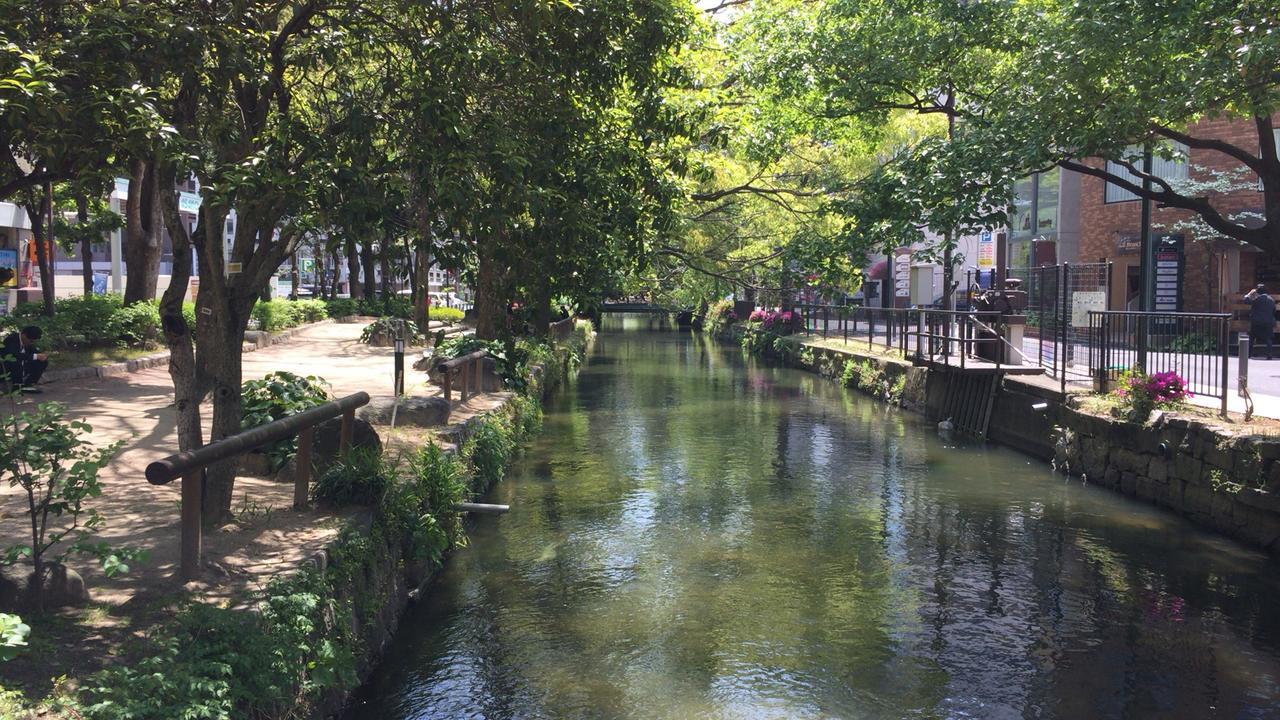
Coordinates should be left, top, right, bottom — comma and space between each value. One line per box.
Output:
2, 325, 48, 393
1245, 284, 1277, 360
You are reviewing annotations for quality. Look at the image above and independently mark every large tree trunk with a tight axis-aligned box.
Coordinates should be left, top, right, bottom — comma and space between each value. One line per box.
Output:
330, 246, 341, 298
379, 231, 392, 301
77, 194, 93, 296
413, 246, 431, 329
474, 235, 508, 340
345, 237, 362, 300
124, 157, 163, 304
200, 307, 248, 524
156, 162, 205, 459
361, 240, 376, 300
529, 269, 552, 336
22, 187, 55, 317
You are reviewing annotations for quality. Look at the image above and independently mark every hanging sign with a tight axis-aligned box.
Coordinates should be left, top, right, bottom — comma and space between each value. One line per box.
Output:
178, 191, 202, 214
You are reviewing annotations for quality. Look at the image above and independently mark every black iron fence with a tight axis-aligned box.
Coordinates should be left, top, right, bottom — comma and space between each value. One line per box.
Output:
794, 304, 917, 356
1086, 310, 1230, 416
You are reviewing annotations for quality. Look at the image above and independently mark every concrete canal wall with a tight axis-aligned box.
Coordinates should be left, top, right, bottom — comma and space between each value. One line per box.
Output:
718, 323, 1280, 560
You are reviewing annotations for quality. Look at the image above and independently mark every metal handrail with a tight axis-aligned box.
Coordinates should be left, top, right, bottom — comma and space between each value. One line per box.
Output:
145, 391, 371, 580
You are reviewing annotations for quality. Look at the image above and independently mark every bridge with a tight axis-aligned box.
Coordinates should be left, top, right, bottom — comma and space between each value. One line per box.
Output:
600, 302, 676, 313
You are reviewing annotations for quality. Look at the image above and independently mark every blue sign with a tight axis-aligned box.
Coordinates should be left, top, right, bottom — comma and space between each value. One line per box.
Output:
92, 272, 108, 295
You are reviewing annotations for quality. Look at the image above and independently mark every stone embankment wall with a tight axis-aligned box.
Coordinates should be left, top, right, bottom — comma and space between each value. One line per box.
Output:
313, 328, 593, 718
1052, 406, 1280, 556
717, 323, 1280, 559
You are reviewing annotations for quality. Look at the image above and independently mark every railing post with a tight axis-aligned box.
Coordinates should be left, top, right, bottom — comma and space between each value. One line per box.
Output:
340, 408, 354, 460
294, 427, 313, 510
1221, 318, 1230, 417
181, 469, 202, 581
474, 355, 483, 395
1060, 263, 1070, 394
916, 311, 924, 360
842, 307, 848, 344
823, 306, 829, 339
1100, 314, 1111, 393
443, 369, 452, 404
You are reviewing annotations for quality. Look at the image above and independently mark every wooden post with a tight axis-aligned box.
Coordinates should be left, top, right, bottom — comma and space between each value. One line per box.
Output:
473, 356, 483, 395
294, 427, 314, 510
181, 469, 202, 581
443, 370, 452, 404
460, 363, 469, 402
339, 409, 354, 459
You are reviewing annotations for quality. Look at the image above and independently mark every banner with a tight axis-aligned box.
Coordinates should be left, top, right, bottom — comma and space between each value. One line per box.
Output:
0, 248, 16, 287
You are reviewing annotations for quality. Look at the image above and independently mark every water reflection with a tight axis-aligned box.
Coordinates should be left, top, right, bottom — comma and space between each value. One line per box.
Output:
351, 317, 1280, 719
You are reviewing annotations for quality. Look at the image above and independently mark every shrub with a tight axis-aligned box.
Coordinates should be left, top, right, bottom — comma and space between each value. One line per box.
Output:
2, 294, 164, 349
250, 298, 310, 332
427, 306, 465, 324
748, 308, 804, 335
0, 402, 140, 612
240, 372, 331, 469
1113, 369, 1191, 423
360, 318, 423, 345
324, 298, 358, 318
388, 444, 470, 563
314, 446, 393, 506
463, 415, 515, 491
294, 299, 329, 323
0, 613, 29, 662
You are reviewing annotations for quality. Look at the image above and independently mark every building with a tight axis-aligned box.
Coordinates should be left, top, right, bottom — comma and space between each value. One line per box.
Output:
1071, 113, 1277, 313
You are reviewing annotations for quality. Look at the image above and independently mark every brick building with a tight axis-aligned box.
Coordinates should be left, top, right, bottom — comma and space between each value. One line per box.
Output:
1073, 113, 1279, 315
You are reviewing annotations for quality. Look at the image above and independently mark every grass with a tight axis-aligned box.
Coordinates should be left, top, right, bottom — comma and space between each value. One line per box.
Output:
54, 345, 160, 370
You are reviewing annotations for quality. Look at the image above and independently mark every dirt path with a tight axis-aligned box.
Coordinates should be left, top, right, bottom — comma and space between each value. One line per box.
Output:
0, 318, 506, 613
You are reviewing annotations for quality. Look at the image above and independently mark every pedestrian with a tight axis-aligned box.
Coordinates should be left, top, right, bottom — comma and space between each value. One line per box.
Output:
2, 325, 49, 393
1245, 284, 1277, 360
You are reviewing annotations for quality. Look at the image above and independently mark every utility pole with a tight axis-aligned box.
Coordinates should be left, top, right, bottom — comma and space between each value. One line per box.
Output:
1137, 143, 1154, 370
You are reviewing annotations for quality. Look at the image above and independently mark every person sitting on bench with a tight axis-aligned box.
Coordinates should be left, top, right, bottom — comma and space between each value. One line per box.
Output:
3, 325, 49, 393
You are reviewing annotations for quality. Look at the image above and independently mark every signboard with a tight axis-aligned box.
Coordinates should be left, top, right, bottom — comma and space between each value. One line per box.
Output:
1071, 291, 1107, 328
893, 248, 912, 306
1151, 234, 1184, 312
92, 272, 108, 295
178, 191, 202, 214
0, 249, 16, 287
977, 231, 995, 270
300, 258, 315, 274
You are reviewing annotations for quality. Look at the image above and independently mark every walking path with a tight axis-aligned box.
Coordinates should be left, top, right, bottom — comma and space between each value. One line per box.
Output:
0, 320, 505, 610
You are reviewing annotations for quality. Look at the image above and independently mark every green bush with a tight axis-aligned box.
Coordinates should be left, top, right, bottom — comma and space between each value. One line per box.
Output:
385, 444, 469, 563
359, 317, 423, 345
250, 298, 306, 332
241, 372, 331, 469
463, 414, 515, 490
314, 446, 393, 506
323, 298, 358, 318
2, 294, 164, 349
294, 299, 329, 322
427, 306, 464, 324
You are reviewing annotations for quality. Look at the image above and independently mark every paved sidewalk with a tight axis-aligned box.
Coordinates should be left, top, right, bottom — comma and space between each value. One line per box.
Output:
0, 320, 503, 608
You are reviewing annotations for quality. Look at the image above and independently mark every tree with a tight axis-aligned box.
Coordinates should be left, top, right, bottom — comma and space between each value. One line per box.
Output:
52, 178, 124, 296
735, 0, 1280, 261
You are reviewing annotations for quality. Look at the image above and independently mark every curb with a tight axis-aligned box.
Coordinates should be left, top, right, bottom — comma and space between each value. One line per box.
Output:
42, 319, 336, 384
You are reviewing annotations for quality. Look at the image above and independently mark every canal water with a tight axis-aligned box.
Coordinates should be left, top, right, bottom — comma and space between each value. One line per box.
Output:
351, 316, 1280, 719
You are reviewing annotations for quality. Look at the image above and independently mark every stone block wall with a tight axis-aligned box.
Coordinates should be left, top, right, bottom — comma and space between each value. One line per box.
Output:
1053, 406, 1280, 557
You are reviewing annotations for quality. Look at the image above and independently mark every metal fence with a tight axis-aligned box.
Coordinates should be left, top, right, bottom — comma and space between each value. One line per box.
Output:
1086, 310, 1230, 415
1003, 262, 1112, 392
795, 304, 917, 356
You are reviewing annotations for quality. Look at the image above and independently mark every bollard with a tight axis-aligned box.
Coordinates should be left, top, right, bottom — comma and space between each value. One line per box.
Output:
1239, 333, 1250, 398
181, 469, 202, 580
294, 426, 313, 510
394, 336, 405, 396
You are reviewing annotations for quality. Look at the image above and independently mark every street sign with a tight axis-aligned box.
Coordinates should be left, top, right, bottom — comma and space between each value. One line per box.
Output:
1151, 234, 1184, 312
178, 191, 201, 214
977, 231, 995, 270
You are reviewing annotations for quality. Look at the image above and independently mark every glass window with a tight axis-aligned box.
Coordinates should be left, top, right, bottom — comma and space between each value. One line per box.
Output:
1037, 167, 1059, 234
1010, 177, 1035, 241
1105, 143, 1188, 203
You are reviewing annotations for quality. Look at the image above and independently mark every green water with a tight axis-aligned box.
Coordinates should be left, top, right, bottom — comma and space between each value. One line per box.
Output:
350, 316, 1280, 719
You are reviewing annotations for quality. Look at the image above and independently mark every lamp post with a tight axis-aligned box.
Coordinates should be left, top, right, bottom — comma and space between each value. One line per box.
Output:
394, 323, 405, 396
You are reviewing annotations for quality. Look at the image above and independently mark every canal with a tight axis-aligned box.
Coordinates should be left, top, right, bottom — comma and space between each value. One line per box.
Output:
351, 317, 1280, 719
